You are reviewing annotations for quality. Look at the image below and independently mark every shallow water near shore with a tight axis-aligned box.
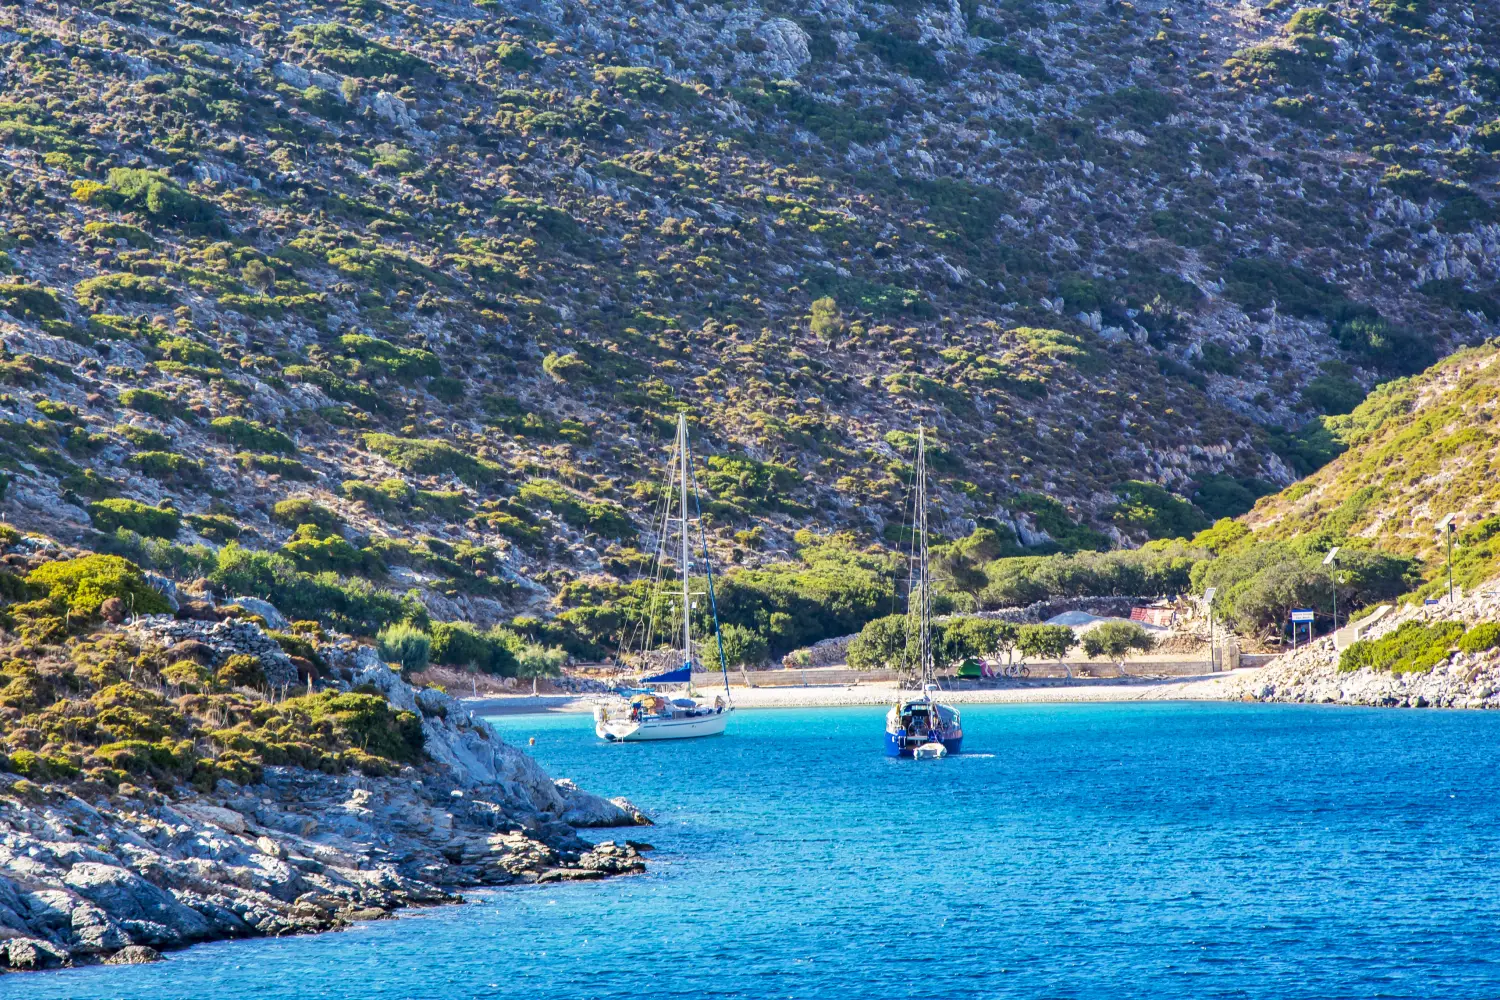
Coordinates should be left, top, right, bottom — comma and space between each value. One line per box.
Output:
14, 701, 1500, 999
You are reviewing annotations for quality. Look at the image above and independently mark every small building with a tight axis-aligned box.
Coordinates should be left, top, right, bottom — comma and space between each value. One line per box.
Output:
1130, 606, 1177, 628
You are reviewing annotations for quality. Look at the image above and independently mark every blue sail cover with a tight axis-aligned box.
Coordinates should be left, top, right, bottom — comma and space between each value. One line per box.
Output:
641, 663, 692, 684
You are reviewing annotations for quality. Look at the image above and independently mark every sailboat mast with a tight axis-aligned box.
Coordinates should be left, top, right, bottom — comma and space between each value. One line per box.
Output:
917, 425, 932, 689
679, 413, 692, 675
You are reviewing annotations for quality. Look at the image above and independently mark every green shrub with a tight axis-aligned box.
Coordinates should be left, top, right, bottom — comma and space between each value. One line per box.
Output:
0, 281, 64, 321
25, 554, 170, 619
1085, 86, 1176, 124
377, 622, 431, 671
517, 478, 633, 538
128, 450, 204, 483
1339, 620, 1463, 674
184, 512, 242, 542
289, 23, 427, 77
542, 351, 591, 383
74, 168, 217, 229
157, 337, 221, 367
88, 498, 180, 539
1081, 622, 1156, 659
1107, 481, 1211, 540
209, 543, 419, 636
7, 748, 79, 781
216, 654, 266, 688
429, 620, 519, 675
284, 365, 387, 412
162, 660, 211, 689
846, 614, 915, 670
119, 388, 175, 418
115, 424, 171, 450
84, 221, 153, 247
592, 65, 694, 104
281, 525, 374, 574
234, 452, 315, 480
1192, 477, 1277, 520
1459, 623, 1500, 655
272, 498, 344, 531
363, 433, 502, 486
282, 690, 425, 764
980, 43, 1049, 80
210, 416, 296, 454
867, 31, 943, 82
74, 272, 173, 307
337, 334, 440, 378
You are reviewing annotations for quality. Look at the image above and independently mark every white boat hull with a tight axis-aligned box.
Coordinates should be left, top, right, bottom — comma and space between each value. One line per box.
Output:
595, 709, 730, 741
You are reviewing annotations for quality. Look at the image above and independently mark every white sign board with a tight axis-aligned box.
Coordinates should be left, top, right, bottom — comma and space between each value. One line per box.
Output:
1203, 587, 1217, 602
1290, 609, 1315, 623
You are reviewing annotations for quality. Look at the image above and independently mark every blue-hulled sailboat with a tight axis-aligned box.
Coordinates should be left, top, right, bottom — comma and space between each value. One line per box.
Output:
885, 426, 963, 758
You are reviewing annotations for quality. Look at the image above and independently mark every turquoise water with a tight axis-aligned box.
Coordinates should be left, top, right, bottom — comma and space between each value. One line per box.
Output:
14, 702, 1500, 999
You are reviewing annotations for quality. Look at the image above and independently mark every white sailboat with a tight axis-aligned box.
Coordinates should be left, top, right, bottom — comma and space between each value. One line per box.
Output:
594, 413, 733, 742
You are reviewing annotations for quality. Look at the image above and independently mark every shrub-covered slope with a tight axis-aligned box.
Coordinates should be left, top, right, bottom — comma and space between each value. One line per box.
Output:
0, 0, 1498, 648
1246, 343, 1500, 598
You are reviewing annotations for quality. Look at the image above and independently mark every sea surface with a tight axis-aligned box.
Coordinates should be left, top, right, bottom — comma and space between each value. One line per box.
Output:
13, 701, 1500, 999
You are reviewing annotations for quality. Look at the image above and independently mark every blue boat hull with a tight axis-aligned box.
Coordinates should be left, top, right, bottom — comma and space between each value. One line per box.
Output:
884, 731, 963, 757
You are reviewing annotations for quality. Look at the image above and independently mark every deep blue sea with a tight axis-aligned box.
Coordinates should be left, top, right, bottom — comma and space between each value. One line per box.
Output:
13, 702, 1500, 999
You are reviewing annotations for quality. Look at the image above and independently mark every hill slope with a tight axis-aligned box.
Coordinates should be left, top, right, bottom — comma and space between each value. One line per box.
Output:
0, 0, 1498, 643
1247, 342, 1500, 596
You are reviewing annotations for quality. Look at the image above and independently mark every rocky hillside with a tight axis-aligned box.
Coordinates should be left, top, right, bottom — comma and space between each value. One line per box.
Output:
0, 0, 1498, 638
1243, 342, 1500, 597
0, 527, 646, 973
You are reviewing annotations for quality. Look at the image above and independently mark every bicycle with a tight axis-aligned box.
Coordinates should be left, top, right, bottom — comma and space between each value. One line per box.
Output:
1002, 662, 1031, 679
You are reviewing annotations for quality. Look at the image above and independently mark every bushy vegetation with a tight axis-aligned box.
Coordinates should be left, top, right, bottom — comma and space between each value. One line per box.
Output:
26, 554, 171, 620
1193, 536, 1416, 639
363, 433, 503, 486
209, 543, 424, 636
377, 622, 431, 672
211, 416, 296, 455
1080, 622, 1155, 660
429, 620, 520, 676
973, 541, 1206, 608
846, 615, 1077, 672
88, 498, 180, 539
73, 168, 217, 231
1339, 620, 1465, 674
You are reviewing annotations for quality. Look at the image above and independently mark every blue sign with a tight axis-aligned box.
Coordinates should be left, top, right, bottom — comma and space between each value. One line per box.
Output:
1290, 609, 1315, 623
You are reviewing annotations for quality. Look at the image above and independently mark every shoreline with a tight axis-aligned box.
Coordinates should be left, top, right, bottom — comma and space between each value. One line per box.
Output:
468, 669, 1257, 715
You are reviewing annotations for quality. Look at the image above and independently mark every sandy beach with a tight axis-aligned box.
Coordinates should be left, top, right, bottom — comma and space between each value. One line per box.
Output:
466, 669, 1257, 715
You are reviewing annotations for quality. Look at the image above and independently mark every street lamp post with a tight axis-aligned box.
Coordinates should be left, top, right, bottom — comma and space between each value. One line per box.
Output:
1437, 513, 1459, 604
1323, 547, 1340, 635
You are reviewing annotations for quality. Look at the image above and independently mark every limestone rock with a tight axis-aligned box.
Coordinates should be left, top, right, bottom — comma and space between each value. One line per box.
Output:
754, 18, 811, 79
61, 863, 212, 946
1, 937, 71, 971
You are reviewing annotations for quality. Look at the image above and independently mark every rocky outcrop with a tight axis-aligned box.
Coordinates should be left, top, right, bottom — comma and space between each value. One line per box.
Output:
0, 642, 647, 974
131, 616, 299, 689
1224, 589, 1500, 709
